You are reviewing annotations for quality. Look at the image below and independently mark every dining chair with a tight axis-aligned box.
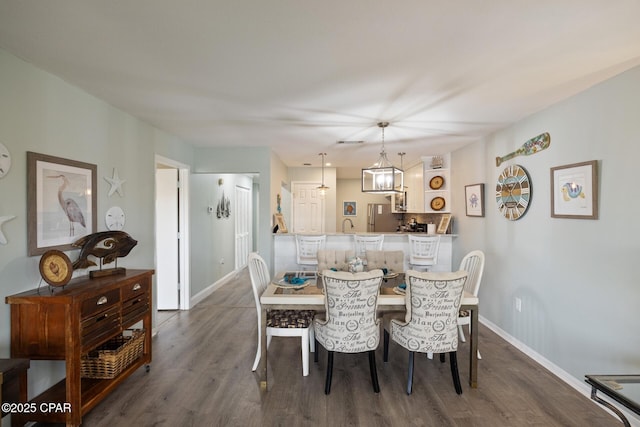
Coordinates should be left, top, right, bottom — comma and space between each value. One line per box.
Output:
316, 249, 355, 272
353, 234, 384, 263
247, 252, 315, 376
457, 250, 485, 359
407, 234, 440, 271
314, 269, 384, 394
383, 270, 468, 395
365, 250, 405, 274
295, 234, 326, 269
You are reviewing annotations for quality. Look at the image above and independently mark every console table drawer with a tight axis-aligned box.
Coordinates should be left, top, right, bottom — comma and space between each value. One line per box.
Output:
122, 293, 150, 327
81, 305, 121, 351
81, 288, 120, 319
122, 280, 149, 301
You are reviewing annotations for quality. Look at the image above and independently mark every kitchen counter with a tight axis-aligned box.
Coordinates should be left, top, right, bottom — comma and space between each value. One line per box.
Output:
272, 232, 456, 273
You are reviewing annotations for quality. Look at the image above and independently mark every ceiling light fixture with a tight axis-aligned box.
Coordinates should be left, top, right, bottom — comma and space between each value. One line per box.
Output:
361, 122, 404, 194
317, 152, 329, 195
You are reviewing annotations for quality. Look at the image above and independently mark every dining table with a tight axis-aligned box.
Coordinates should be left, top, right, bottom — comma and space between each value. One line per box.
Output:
258, 271, 479, 391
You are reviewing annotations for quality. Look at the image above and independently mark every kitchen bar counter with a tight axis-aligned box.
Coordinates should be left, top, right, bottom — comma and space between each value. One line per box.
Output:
272, 232, 456, 273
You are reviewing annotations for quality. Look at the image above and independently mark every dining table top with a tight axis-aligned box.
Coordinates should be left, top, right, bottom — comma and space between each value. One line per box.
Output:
261, 270, 479, 307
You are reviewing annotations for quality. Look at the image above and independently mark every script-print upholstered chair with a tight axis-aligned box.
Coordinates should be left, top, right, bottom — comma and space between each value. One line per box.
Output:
295, 234, 326, 269
407, 234, 440, 271
314, 270, 384, 394
248, 252, 315, 376
457, 250, 485, 359
316, 249, 356, 272
353, 234, 384, 264
383, 270, 468, 395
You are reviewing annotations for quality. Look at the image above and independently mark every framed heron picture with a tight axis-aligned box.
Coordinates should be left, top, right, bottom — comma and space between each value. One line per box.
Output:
27, 152, 97, 255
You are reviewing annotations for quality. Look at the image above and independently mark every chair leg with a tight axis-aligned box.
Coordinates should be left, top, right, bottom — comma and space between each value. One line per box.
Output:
368, 350, 380, 393
383, 329, 390, 362
314, 339, 319, 363
309, 325, 315, 353
427, 352, 433, 359
407, 351, 415, 395
449, 352, 462, 395
458, 324, 466, 342
325, 351, 334, 395
301, 329, 310, 377
439, 353, 445, 363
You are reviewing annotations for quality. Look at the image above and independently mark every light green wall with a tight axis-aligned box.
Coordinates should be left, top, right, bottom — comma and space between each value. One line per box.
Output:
451, 65, 640, 382
190, 173, 254, 295
0, 48, 196, 399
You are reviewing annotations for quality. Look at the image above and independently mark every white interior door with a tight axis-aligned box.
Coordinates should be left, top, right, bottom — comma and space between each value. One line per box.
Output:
235, 184, 251, 270
292, 182, 324, 233
156, 168, 179, 310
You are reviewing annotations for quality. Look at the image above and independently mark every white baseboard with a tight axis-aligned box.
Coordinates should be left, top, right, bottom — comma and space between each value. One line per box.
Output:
189, 269, 238, 307
480, 316, 640, 426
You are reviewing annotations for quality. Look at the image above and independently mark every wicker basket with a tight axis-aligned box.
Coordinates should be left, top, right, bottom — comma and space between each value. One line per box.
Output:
81, 329, 145, 379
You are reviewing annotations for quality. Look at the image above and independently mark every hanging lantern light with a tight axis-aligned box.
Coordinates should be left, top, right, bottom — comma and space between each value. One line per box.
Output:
361, 122, 404, 194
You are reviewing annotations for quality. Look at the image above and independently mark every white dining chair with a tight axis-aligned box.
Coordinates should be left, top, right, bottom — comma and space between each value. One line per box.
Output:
295, 234, 326, 269
248, 252, 315, 376
383, 270, 468, 395
457, 250, 485, 359
407, 234, 440, 271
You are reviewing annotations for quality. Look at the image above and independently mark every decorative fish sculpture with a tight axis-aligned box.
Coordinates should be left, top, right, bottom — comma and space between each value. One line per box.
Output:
496, 132, 551, 166
72, 231, 138, 269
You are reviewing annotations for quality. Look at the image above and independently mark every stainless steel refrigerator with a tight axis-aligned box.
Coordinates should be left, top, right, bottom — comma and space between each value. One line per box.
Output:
367, 204, 398, 232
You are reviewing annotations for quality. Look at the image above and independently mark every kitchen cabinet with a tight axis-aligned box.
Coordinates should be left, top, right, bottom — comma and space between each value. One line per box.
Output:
423, 154, 451, 213
404, 162, 424, 213
5, 269, 153, 426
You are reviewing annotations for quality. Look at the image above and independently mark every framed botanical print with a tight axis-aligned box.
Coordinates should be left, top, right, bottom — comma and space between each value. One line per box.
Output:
27, 152, 97, 255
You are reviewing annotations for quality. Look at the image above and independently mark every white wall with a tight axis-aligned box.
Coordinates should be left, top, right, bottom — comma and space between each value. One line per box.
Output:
452, 65, 640, 380
335, 178, 390, 232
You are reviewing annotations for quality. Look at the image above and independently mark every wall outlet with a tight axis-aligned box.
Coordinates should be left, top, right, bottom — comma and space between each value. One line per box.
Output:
515, 297, 522, 312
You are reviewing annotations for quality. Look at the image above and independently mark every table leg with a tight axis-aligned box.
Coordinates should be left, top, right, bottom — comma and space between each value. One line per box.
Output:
469, 306, 478, 388
590, 388, 630, 427
260, 307, 268, 391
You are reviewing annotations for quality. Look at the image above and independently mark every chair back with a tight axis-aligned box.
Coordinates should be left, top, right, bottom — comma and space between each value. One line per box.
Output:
393, 270, 467, 353
354, 234, 384, 259
317, 270, 384, 353
459, 250, 485, 297
248, 252, 270, 310
365, 250, 404, 273
295, 234, 326, 265
317, 249, 356, 272
407, 234, 440, 266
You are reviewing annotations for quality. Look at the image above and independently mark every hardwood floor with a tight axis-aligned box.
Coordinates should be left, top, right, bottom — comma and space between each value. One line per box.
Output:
78, 269, 617, 427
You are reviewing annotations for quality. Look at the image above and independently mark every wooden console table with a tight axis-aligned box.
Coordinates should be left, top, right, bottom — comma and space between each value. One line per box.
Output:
5, 269, 154, 426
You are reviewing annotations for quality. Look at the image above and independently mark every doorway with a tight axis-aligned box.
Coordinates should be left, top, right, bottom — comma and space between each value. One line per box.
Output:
292, 181, 325, 233
155, 155, 190, 311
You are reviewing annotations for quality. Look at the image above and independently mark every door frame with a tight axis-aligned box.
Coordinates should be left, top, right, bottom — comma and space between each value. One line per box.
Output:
155, 155, 190, 310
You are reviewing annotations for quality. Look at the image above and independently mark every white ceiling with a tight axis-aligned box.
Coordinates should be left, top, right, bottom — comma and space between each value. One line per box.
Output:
2, 1, 640, 178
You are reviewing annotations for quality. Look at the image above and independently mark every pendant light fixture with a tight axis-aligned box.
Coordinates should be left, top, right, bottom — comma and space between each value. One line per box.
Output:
361, 122, 404, 194
317, 152, 329, 195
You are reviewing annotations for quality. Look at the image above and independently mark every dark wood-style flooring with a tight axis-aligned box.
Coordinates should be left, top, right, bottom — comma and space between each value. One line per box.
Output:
76, 269, 616, 426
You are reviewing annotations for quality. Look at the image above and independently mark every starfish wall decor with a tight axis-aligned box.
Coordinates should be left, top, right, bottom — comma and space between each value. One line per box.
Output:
104, 168, 126, 197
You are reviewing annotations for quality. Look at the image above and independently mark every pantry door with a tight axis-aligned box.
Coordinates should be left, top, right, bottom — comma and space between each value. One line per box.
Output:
292, 182, 324, 233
